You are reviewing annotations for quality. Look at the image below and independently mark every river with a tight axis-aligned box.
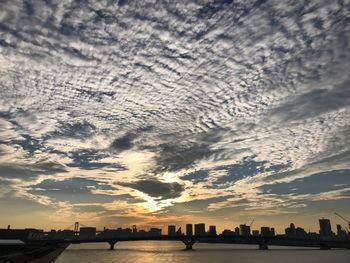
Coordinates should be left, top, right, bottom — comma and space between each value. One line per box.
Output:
55, 241, 350, 263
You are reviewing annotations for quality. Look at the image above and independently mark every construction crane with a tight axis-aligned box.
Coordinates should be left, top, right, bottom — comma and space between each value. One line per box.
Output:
334, 212, 350, 232
249, 219, 255, 227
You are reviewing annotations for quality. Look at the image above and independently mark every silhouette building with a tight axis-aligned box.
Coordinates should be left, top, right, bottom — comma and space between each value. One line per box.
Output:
176, 227, 182, 236
194, 223, 206, 236
285, 223, 296, 237
260, 227, 276, 237
79, 227, 96, 239
271, 228, 276, 236
260, 227, 271, 237
336, 224, 347, 237
149, 228, 162, 236
0, 228, 44, 240
252, 230, 259, 236
222, 229, 234, 236
239, 224, 251, 236
168, 225, 176, 236
209, 225, 217, 236
186, 224, 193, 236
234, 227, 240, 235
319, 218, 332, 237
295, 227, 307, 237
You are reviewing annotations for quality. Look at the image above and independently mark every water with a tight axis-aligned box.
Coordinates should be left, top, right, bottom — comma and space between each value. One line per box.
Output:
55, 241, 350, 263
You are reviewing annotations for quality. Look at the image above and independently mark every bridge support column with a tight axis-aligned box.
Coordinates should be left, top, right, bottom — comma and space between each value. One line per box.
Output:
185, 243, 193, 250
320, 245, 331, 250
108, 241, 117, 250
258, 243, 269, 250
182, 238, 196, 250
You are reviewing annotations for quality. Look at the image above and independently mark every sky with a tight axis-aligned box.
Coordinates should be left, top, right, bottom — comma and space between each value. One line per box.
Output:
0, 0, 349, 233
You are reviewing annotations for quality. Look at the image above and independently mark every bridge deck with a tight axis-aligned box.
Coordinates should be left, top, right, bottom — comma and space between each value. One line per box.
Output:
40, 235, 350, 249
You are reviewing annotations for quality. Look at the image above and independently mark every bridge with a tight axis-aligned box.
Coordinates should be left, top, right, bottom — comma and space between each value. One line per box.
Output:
42, 234, 350, 251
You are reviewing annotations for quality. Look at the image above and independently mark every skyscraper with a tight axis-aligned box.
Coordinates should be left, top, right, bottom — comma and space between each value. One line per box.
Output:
168, 225, 176, 236
186, 224, 193, 236
319, 218, 332, 237
239, 224, 251, 236
270, 228, 276, 236
209, 225, 217, 236
234, 227, 240, 235
176, 227, 182, 236
194, 223, 205, 236
285, 223, 296, 237
260, 227, 271, 237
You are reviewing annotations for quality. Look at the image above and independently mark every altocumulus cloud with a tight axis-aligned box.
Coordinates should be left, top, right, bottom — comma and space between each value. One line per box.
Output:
0, 0, 349, 226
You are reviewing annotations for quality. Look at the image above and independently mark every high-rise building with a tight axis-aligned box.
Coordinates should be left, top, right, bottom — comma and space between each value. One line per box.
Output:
285, 223, 296, 237
239, 224, 251, 236
209, 225, 217, 236
234, 227, 240, 235
176, 227, 182, 236
168, 225, 176, 236
186, 224, 193, 236
194, 223, 206, 236
319, 218, 332, 237
260, 227, 272, 236
252, 230, 259, 236
270, 228, 276, 236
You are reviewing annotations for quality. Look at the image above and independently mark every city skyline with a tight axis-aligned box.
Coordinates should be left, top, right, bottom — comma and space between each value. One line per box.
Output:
0, 0, 350, 232
2, 217, 349, 241
2, 216, 350, 256
3, 215, 350, 237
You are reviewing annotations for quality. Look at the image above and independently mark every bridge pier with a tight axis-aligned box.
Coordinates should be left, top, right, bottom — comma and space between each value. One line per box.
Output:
258, 242, 269, 250
182, 238, 197, 250
108, 241, 117, 250
320, 244, 331, 250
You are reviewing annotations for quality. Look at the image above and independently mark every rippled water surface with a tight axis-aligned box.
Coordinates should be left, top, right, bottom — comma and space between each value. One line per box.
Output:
55, 241, 350, 263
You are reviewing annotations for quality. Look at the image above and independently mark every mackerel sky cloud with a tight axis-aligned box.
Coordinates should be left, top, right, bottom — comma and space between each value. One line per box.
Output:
0, 0, 349, 230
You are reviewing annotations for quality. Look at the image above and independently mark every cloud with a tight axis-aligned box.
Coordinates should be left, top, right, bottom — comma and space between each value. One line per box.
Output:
165, 195, 233, 214
211, 157, 289, 187
0, 0, 349, 226
67, 149, 126, 171
270, 79, 350, 121
119, 178, 184, 200
145, 128, 226, 173
110, 127, 153, 152
29, 177, 131, 204
72, 204, 107, 213
0, 196, 55, 215
110, 132, 137, 151
260, 169, 350, 195
51, 120, 96, 139
0, 161, 66, 180
181, 169, 209, 183
32, 177, 116, 193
